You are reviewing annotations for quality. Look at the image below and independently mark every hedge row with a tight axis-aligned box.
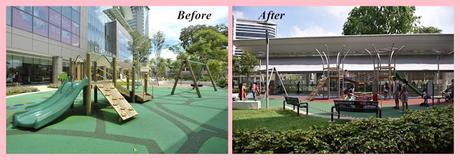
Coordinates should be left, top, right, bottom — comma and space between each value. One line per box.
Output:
233, 106, 453, 153
6, 86, 38, 96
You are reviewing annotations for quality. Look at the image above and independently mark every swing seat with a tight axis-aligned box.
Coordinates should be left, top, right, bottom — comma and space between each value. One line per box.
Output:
190, 84, 203, 87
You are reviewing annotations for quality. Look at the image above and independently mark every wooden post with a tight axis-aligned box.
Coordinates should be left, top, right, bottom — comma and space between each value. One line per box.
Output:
205, 64, 218, 91
144, 73, 148, 93
112, 57, 117, 86
187, 60, 201, 98
69, 58, 73, 80
84, 53, 92, 115
127, 70, 130, 90
171, 61, 185, 95
131, 65, 136, 102
93, 61, 98, 104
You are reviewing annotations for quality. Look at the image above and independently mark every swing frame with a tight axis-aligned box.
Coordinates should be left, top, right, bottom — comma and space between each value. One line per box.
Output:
170, 59, 217, 98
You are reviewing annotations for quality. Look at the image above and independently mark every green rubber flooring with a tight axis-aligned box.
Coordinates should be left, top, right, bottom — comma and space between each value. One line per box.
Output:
6, 86, 228, 154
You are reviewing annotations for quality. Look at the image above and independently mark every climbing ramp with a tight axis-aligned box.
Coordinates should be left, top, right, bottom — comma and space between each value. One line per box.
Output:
96, 83, 138, 120
307, 77, 329, 101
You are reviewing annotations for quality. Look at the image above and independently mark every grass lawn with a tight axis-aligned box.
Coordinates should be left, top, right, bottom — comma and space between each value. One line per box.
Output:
233, 109, 346, 131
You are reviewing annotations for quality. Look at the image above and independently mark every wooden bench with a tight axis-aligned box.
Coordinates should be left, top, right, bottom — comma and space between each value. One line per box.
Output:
331, 100, 381, 121
283, 96, 309, 116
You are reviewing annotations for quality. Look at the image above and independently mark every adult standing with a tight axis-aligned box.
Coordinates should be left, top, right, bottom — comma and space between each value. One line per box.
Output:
392, 76, 401, 109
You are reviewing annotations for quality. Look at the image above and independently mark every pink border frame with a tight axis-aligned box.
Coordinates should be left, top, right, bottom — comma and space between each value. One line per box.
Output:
0, 0, 458, 160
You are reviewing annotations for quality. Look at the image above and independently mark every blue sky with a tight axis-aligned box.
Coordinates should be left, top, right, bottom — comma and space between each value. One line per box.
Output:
233, 6, 454, 37
148, 6, 228, 60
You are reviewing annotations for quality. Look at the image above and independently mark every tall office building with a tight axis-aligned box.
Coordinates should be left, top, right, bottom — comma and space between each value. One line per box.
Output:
6, 6, 85, 84
233, 18, 277, 56
6, 6, 135, 85
127, 6, 150, 37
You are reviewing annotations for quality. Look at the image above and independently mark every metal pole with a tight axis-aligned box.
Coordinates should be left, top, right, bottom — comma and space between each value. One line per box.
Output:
265, 29, 269, 109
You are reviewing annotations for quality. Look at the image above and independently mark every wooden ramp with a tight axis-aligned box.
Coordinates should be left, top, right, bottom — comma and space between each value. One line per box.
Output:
115, 86, 153, 103
307, 77, 328, 101
96, 83, 138, 120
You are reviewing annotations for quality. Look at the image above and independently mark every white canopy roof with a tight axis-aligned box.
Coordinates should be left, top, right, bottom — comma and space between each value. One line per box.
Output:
234, 34, 454, 58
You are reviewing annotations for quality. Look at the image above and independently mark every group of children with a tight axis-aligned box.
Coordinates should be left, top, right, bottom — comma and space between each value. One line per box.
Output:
238, 82, 260, 101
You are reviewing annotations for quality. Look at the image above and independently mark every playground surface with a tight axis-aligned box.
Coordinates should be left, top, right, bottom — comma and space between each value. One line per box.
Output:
6, 86, 227, 154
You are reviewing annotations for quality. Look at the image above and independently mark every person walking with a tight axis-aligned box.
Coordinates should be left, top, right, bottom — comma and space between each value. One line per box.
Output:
296, 81, 301, 94
392, 76, 401, 109
251, 82, 259, 100
401, 84, 409, 113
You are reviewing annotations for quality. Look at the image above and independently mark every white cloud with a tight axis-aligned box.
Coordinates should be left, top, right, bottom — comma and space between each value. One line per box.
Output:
233, 11, 246, 19
149, 48, 177, 60
324, 6, 353, 21
288, 25, 339, 37
415, 6, 454, 33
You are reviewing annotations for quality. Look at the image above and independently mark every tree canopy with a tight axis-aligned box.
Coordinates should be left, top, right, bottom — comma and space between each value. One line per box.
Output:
342, 6, 442, 35
152, 31, 165, 60
179, 24, 228, 49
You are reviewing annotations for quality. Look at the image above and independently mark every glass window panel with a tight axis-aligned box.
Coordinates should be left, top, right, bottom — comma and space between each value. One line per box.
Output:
62, 7, 71, 18
15, 6, 32, 14
7, 7, 12, 26
49, 24, 61, 41
33, 7, 48, 21
23, 56, 33, 63
12, 8, 32, 32
72, 34, 79, 47
50, 6, 61, 13
71, 9, 79, 24
33, 17, 48, 37
72, 6, 80, 12
40, 58, 49, 65
71, 21, 79, 35
62, 16, 71, 31
49, 9, 60, 26
62, 30, 71, 44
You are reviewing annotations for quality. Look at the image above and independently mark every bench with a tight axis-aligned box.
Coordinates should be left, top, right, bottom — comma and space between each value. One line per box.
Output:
283, 96, 309, 116
331, 100, 381, 121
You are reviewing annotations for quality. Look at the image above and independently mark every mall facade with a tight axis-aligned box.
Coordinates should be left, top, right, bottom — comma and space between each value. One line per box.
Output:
6, 6, 148, 85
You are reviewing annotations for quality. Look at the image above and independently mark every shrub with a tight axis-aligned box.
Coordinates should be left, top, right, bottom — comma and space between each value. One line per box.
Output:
233, 107, 453, 153
216, 78, 227, 88
6, 86, 38, 96
58, 72, 68, 82
47, 83, 60, 88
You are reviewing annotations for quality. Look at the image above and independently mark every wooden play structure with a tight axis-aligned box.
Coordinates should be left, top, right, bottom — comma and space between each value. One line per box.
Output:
118, 70, 153, 103
69, 53, 139, 121
171, 59, 217, 98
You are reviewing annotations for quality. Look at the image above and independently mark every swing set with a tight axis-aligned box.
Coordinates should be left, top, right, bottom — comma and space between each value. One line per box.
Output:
171, 59, 217, 98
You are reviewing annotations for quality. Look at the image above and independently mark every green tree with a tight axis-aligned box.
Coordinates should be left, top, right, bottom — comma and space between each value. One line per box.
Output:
343, 6, 419, 35
414, 26, 442, 33
152, 30, 166, 60
157, 58, 167, 79
186, 28, 228, 62
129, 30, 152, 67
233, 50, 258, 84
179, 24, 228, 49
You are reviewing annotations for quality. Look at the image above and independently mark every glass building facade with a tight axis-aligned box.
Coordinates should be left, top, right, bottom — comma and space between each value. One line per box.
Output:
87, 7, 112, 56
6, 6, 80, 84
118, 29, 132, 63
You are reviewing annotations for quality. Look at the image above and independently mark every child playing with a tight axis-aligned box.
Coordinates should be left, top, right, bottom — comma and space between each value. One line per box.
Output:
238, 83, 247, 101
400, 84, 409, 113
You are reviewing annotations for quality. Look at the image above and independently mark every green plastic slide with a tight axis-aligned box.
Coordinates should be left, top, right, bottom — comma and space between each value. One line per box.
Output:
12, 78, 89, 129
395, 72, 423, 96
